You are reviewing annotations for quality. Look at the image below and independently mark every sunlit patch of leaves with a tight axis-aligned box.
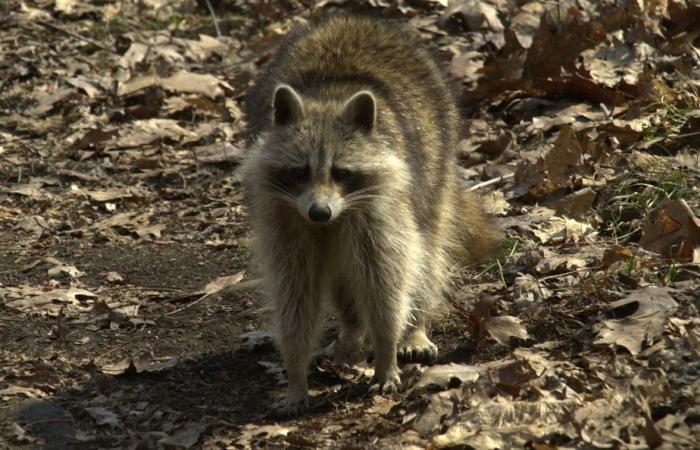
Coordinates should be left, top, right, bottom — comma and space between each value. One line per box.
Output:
597, 168, 698, 243
643, 103, 699, 142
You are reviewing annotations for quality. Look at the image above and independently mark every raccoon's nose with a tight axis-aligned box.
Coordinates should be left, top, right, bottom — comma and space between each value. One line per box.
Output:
308, 204, 332, 223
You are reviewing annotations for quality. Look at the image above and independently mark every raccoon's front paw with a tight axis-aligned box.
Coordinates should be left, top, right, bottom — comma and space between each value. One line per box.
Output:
274, 393, 309, 418
369, 370, 401, 394
398, 329, 438, 362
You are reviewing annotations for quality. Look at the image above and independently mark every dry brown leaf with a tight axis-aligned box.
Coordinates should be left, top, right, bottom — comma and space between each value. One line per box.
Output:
114, 119, 195, 148
431, 399, 579, 448
602, 244, 634, 268
238, 424, 297, 448
202, 272, 246, 299
0, 385, 49, 399
70, 186, 139, 202
481, 190, 510, 216
162, 70, 224, 99
532, 215, 597, 244
440, 0, 503, 32
543, 187, 597, 219
27, 88, 77, 116
513, 127, 589, 200
639, 199, 700, 262
99, 353, 179, 376
84, 407, 120, 427
173, 34, 227, 62
595, 286, 678, 355
484, 316, 530, 346
512, 273, 551, 304
410, 363, 481, 391
159, 422, 207, 448
523, 6, 605, 79
581, 38, 647, 88
119, 42, 150, 69
1, 286, 96, 317
193, 142, 245, 164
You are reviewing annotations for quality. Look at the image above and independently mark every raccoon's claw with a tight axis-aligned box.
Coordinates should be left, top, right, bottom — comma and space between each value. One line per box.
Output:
369, 372, 401, 394
273, 395, 309, 418
397, 342, 438, 362
398, 331, 438, 362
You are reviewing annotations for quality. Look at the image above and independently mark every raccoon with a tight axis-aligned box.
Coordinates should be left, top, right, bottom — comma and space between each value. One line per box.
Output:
240, 16, 497, 416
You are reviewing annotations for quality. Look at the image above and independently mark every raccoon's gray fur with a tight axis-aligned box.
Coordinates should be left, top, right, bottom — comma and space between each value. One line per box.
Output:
240, 16, 497, 416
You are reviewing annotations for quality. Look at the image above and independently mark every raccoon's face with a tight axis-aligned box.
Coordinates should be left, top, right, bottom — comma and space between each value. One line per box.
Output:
251, 83, 396, 225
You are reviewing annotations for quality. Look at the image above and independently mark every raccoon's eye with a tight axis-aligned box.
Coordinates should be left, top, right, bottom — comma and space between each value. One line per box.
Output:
331, 167, 352, 182
289, 165, 310, 182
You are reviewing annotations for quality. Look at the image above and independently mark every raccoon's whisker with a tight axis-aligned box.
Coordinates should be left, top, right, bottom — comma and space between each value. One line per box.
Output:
263, 181, 297, 205
347, 184, 386, 196
344, 198, 377, 207
346, 194, 382, 201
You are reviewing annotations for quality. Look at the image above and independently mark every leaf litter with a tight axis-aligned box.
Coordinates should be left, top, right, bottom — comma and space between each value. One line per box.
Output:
1, 0, 700, 448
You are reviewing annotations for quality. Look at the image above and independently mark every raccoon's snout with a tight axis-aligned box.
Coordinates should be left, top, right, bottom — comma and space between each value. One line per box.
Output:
308, 204, 332, 223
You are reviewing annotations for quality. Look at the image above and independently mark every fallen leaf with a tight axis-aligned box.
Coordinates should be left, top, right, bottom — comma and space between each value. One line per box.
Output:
639, 199, 700, 262
595, 287, 678, 355
159, 422, 207, 448
162, 70, 224, 99
0, 385, 49, 399
84, 407, 120, 427
532, 216, 597, 244
238, 424, 297, 448
409, 363, 481, 391
1, 286, 96, 317
484, 316, 530, 346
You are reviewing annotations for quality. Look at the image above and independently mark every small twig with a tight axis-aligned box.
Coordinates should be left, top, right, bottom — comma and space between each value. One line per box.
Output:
468, 173, 515, 191
496, 259, 507, 289
670, 130, 700, 140
36, 20, 118, 54
165, 279, 260, 316
539, 266, 602, 281
204, 0, 223, 39
475, 262, 498, 279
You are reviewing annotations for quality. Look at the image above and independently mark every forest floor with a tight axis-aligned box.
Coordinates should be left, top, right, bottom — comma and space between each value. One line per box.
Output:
1, 0, 699, 449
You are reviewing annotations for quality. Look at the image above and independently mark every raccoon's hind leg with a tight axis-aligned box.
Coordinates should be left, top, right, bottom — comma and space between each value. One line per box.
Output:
328, 284, 367, 365
398, 251, 445, 362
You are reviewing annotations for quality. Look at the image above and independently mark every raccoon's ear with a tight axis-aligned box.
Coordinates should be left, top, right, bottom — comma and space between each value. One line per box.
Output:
340, 90, 376, 133
272, 84, 305, 126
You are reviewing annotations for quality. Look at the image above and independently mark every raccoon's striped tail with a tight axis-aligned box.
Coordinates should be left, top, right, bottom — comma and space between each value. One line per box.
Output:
452, 190, 501, 263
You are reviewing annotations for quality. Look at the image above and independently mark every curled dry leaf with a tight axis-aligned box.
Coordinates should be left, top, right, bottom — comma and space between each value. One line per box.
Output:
98, 353, 179, 376
639, 199, 700, 262
118, 71, 225, 99
201, 271, 246, 299
409, 363, 481, 391
114, 119, 196, 149
532, 215, 597, 244
0, 385, 49, 399
159, 422, 207, 449
513, 127, 589, 200
484, 316, 530, 346
595, 286, 678, 355
602, 244, 634, 268
512, 273, 551, 304
431, 399, 580, 449
84, 406, 120, 427
237, 424, 297, 449
240, 330, 274, 352
1, 286, 96, 317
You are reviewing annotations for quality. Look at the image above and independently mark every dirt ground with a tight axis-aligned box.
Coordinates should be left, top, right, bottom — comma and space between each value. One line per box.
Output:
2, 0, 700, 449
